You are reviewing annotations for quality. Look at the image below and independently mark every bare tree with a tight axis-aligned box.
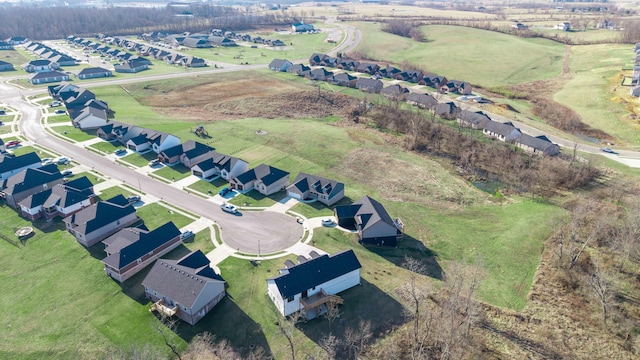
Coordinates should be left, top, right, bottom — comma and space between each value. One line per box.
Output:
278, 311, 302, 360
588, 262, 614, 327
324, 300, 341, 335
344, 320, 372, 359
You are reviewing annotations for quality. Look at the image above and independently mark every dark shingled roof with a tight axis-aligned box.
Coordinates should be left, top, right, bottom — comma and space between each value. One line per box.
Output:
0, 152, 41, 176
63, 194, 136, 236
234, 164, 289, 186
142, 250, 225, 308
268, 250, 361, 299
1, 164, 61, 195
287, 173, 344, 201
335, 195, 396, 232
102, 221, 181, 270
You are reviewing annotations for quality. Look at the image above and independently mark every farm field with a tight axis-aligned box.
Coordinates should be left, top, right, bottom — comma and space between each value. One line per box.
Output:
351, 23, 565, 89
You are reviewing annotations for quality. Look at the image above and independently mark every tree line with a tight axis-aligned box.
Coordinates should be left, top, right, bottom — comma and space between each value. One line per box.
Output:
0, 5, 296, 40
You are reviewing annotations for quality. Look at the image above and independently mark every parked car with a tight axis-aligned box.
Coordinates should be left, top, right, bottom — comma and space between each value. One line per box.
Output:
56, 157, 70, 165
220, 203, 238, 214
180, 230, 194, 240
218, 187, 230, 196
61, 170, 73, 177
114, 149, 127, 156
148, 158, 160, 167
127, 195, 141, 204
601, 147, 618, 155
54, 109, 66, 115
321, 218, 336, 227
5, 140, 21, 147
49, 101, 61, 107
41, 157, 54, 165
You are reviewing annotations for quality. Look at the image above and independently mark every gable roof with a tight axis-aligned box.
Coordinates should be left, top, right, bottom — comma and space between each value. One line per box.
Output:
0, 152, 41, 175
483, 120, 521, 137
77, 67, 111, 76
102, 222, 181, 270
142, 250, 225, 308
288, 173, 344, 200
235, 164, 289, 186
268, 250, 361, 299
269, 59, 291, 69
1, 164, 61, 195
406, 93, 437, 108
517, 134, 558, 152
30, 71, 68, 81
63, 194, 136, 236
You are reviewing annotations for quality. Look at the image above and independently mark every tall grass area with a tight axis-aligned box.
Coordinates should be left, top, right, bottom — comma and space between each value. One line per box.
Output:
352, 23, 564, 88
553, 44, 638, 146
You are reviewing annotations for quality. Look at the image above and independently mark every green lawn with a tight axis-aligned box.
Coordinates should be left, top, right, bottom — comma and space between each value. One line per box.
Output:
121, 151, 157, 168
0, 48, 35, 76
50, 126, 96, 142
89, 140, 124, 154
229, 189, 287, 208
152, 164, 192, 182
95, 186, 134, 202
554, 44, 638, 146
182, 32, 332, 65
186, 178, 228, 195
289, 197, 353, 219
0, 207, 176, 359
46, 115, 72, 124
353, 23, 565, 89
67, 171, 105, 184
135, 202, 193, 230
182, 227, 215, 254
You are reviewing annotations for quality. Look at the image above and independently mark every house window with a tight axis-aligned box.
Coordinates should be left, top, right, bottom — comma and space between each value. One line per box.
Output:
286, 296, 294, 302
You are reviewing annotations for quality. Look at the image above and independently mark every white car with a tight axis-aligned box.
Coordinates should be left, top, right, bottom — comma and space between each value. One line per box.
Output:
321, 218, 336, 226
56, 157, 70, 165
220, 203, 238, 214
180, 230, 194, 240
41, 158, 54, 165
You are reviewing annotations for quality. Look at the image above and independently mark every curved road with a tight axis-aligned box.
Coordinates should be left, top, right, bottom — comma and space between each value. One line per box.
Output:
3, 85, 303, 254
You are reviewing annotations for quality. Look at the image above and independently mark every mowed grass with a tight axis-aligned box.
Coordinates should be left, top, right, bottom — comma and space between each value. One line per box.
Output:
50, 126, 96, 142
0, 207, 174, 359
121, 151, 157, 167
135, 202, 193, 230
353, 23, 564, 88
0, 48, 35, 76
89, 140, 124, 154
553, 44, 639, 146
152, 164, 192, 182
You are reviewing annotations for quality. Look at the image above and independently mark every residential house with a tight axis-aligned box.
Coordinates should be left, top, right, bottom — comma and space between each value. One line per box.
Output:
71, 106, 108, 130
30, 71, 69, 85
17, 177, 95, 220
355, 78, 383, 93
334, 195, 403, 246
441, 80, 472, 95
394, 70, 423, 83
48, 54, 77, 67
181, 56, 206, 68
286, 63, 310, 75
337, 58, 359, 71
164, 53, 185, 65
515, 134, 560, 156
381, 84, 409, 100
378, 65, 401, 79
406, 93, 437, 109
292, 23, 315, 33
158, 141, 192, 165
126, 133, 152, 153
630, 86, 640, 97
142, 250, 226, 325
230, 164, 290, 195
457, 110, 491, 129
48, 81, 79, 100
182, 37, 211, 48
309, 53, 338, 67
0, 41, 13, 50
434, 102, 459, 120
180, 142, 216, 168
6, 36, 27, 45
287, 173, 345, 206
114, 59, 149, 73
22, 59, 57, 73
76, 67, 112, 79
64, 194, 139, 247
267, 250, 361, 319
419, 73, 447, 88
62, 88, 96, 110
554, 22, 571, 31
0, 164, 63, 209
307, 68, 334, 81
331, 72, 358, 88
268, 59, 292, 72
482, 120, 522, 142
0, 139, 4, 153
356, 62, 380, 75
96, 122, 118, 141
0, 152, 42, 181
191, 152, 248, 181
208, 36, 236, 46
0, 60, 14, 71
102, 222, 182, 283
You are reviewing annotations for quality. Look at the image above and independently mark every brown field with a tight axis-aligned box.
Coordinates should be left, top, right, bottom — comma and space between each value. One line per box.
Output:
140, 77, 359, 121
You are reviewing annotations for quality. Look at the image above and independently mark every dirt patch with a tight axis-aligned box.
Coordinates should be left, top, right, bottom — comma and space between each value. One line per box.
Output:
141, 77, 359, 121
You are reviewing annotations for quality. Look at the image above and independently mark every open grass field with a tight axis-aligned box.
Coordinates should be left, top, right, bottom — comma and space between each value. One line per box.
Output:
50, 126, 95, 142
229, 189, 287, 208
152, 164, 192, 182
352, 23, 565, 89
554, 44, 639, 146
89, 140, 125, 154
121, 151, 157, 168
0, 48, 35, 76
182, 32, 332, 65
